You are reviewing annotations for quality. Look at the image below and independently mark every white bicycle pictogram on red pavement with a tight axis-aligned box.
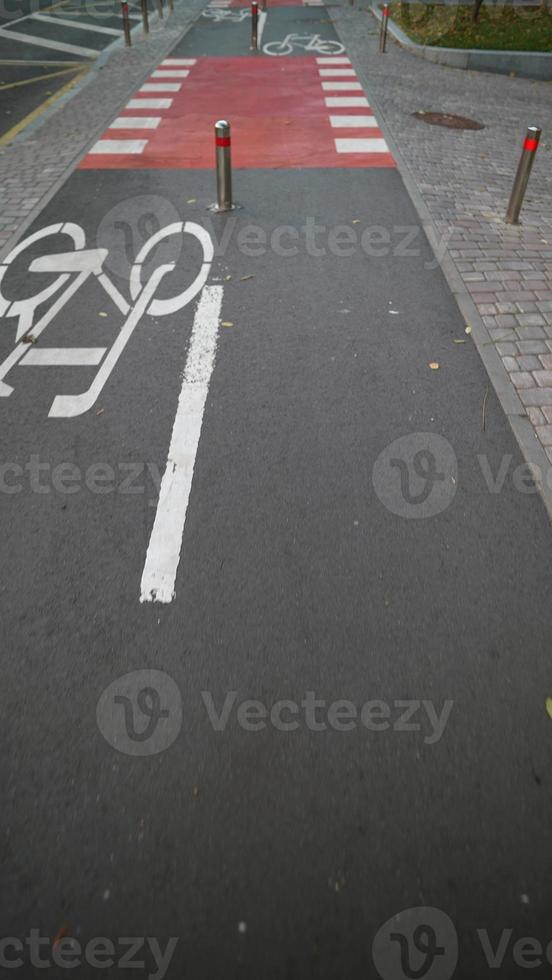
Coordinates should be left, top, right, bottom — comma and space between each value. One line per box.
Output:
0, 220, 213, 418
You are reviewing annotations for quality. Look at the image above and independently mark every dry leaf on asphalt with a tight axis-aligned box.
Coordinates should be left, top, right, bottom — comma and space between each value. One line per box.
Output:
99, 312, 108, 318
429, 362, 439, 370
240, 275, 254, 281
187, 198, 196, 203
221, 321, 234, 328
96, 408, 104, 416
465, 325, 472, 335
453, 339, 466, 344
546, 698, 552, 720
225, 275, 232, 281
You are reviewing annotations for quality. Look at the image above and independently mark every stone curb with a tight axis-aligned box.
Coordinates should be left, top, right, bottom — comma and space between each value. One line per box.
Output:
333, 7, 552, 521
370, 2, 552, 81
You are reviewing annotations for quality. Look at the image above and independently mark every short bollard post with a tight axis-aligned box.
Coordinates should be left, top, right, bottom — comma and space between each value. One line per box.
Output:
141, 0, 149, 33
215, 120, 232, 212
379, 2, 389, 53
251, 0, 258, 50
156, 0, 164, 19
121, 0, 132, 45
168, 0, 174, 11
505, 126, 542, 225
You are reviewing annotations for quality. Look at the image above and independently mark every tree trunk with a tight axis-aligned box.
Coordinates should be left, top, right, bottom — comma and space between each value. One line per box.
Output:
472, 0, 484, 21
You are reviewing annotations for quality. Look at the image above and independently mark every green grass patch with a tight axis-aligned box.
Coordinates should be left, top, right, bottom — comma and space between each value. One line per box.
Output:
388, 2, 552, 50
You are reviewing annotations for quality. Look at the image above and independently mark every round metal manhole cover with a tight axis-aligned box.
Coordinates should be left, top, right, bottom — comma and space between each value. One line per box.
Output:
413, 111, 485, 131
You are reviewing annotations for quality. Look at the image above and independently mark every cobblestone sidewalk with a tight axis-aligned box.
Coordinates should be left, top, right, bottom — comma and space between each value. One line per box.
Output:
332, 5, 552, 484
0, 0, 206, 257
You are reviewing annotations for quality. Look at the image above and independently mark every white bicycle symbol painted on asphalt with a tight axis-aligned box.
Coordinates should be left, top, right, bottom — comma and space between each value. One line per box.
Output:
0, 220, 213, 418
263, 33, 345, 55
202, 8, 250, 21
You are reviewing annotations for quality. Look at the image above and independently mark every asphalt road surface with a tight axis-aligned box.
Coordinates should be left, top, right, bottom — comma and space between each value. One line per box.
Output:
1, 3, 552, 979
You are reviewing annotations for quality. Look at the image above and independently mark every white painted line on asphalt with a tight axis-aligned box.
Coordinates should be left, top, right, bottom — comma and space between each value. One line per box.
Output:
318, 68, 356, 76
127, 98, 173, 109
258, 9, 268, 46
152, 70, 189, 78
325, 96, 370, 107
329, 115, 377, 127
162, 59, 197, 65
316, 57, 350, 64
89, 139, 148, 153
21, 348, 106, 366
140, 83, 182, 92
140, 285, 224, 604
111, 116, 161, 129
31, 12, 120, 34
321, 81, 362, 90
0, 28, 98, 57
335, 137, 389, 152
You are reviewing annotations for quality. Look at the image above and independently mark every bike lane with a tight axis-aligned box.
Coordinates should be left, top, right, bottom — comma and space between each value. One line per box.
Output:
1, 2, 552, 976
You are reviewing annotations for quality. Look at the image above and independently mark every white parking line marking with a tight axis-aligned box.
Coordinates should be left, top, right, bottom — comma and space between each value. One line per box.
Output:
0, 28, 98, 57
127, 98, 173, 109
325, 96, 370, 107
111, 116, 161, 129
329, 115, 377, 127
152, 69, 190, 78
316, 57, 350, 63
321, 81, 362, 91
334, 137, 389, 152
318, 68, 356, 76
21, 348, 106, 366
89, 139, 148, 154
162, 59, 197, 65
140, 83, 182, 92
31, 12, 121, 34
140, 285, 224, 604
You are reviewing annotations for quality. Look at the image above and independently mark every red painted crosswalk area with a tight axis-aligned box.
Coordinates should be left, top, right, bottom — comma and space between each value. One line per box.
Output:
80, 56, 395, 170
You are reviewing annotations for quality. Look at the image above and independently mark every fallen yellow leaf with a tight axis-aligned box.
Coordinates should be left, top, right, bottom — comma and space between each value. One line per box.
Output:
546, 698, 552, 719
99, 312, 108, 318
429, 362, 439, 370
221, 321, 234, 327
187, 198, 196, 203
465, 325, 472, 335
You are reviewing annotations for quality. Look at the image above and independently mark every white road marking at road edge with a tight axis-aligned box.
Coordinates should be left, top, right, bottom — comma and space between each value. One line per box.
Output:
162, 58, 197, 65
111, 117, 161, 129
325, 96, 369, 107
316, 57, 350, 64
335, 137, 389, 152
127, 98, 172, 109
140, 83, 182, 92
329, 115, 377, 127
140, 285, 224, 604
89, 139, 148, 154
318, 68, 356, 76
152, 69, 189, 78
321, 81, 362, 91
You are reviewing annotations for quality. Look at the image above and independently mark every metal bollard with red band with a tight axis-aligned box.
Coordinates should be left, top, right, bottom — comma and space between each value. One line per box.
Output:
215, 120, 233, 212
379, 2, 389, 53
251, 0, 258, 50
121, 0, 132, 46
141, 0, 149, 34
505, 126, 542, 225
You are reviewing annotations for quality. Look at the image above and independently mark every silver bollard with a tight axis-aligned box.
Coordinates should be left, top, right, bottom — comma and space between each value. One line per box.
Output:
121, 0, 132, 45
251, 0, 258, 50
215, 120, 233, 212
141, 0, 149, 33
379, 2, 389, 53
505, 126, 542, 225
